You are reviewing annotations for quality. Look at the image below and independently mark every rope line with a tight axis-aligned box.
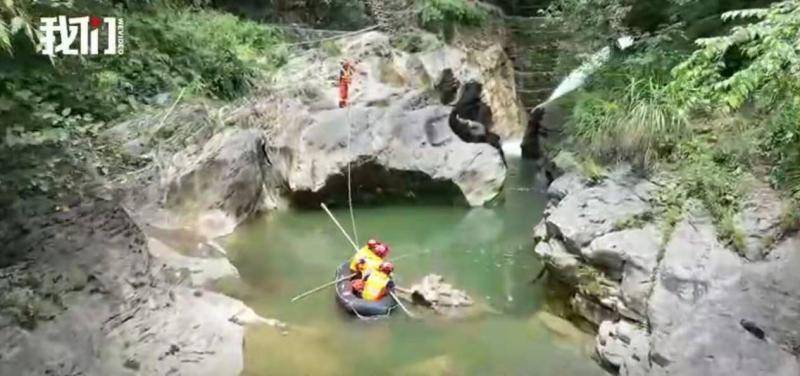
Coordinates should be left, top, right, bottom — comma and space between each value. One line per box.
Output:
346, 104, 359, 245
280, 25, 380, 47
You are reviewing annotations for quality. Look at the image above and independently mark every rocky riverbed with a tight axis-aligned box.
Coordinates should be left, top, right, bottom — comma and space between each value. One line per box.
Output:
533, 155, 800, 375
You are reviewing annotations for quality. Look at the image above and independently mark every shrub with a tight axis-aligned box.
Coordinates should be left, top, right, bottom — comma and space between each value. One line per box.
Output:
0, 7, 287, 204
419, 0, 487, 38
672, 2, 800, 111
567, 75, 688, 169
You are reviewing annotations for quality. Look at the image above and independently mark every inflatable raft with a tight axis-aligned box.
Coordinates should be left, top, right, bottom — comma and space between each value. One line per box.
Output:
334, 262, 397, 318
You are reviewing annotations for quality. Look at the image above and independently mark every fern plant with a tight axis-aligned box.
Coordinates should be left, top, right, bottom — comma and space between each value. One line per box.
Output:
672, 1, 800, 111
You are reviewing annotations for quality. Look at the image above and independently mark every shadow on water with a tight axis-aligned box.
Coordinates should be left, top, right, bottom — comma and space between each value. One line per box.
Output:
222, 157, 604, 375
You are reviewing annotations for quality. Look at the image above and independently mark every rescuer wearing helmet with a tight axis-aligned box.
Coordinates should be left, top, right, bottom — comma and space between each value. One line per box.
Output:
372, 243, 390, 259
338, 60, 357, 108
361, 261, 395, 301
349, 239, 384, 277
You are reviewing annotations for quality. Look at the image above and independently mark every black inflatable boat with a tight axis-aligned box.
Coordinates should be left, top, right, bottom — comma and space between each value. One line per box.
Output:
334, 262, 397, 318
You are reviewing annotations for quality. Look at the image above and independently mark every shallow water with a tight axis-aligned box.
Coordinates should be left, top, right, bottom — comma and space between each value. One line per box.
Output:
225, 158, 603, 375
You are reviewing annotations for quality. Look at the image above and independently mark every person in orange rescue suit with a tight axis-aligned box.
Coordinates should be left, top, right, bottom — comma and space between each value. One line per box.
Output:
349, 239, 386, 277
361, 261, 395, 301
338, 60, 357, 108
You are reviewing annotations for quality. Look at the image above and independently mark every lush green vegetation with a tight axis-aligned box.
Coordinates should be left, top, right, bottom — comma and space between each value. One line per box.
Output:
420, 0, 488, 38
548, 0, 800, 248
0, 1, 287, 208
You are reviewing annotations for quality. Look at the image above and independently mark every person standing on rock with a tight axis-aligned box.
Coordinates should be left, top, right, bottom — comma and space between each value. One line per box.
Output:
338, 60, 358, 108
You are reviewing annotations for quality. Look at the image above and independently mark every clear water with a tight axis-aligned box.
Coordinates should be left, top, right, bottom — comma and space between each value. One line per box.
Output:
224, 158, 603, 375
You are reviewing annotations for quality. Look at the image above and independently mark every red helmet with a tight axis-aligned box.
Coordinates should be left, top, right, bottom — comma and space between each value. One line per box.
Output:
380, 262, 394, 274
367, 239, 378, 250
373, 244, 389, 258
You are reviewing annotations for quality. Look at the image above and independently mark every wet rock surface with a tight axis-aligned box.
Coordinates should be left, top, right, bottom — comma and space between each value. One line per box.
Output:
533, 167, 800, 375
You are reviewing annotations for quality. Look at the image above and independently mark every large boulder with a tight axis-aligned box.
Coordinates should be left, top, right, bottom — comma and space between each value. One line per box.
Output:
535, 167, 800, 375
272, 102, 506, 206
253, 30, 521, 207
596, 320, 651, 375
163, 128, 272, 227
273, 30, 524, 142
585, 226, 661, 317
110, 105, 282, 239
544, 170, 654, 252
645, 209, 800, 376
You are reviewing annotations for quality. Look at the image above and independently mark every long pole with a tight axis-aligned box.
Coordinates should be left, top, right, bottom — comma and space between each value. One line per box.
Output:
287, 204, 362, 303
291, 273, 355, 303
390, 290, 418, 319
320, 203, 359, 252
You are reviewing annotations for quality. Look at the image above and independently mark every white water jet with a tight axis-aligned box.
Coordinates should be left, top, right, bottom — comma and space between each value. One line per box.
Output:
541, 36, 635, 107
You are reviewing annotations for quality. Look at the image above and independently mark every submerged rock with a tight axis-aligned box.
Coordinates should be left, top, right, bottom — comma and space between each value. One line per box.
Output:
533, 311, 595, 353
393, 354, 459, 376
408, 274, 474, 309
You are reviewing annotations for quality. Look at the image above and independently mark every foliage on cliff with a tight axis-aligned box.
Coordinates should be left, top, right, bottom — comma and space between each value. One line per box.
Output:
552, 0, 800, 249
420, 0, 488, 38
0, 2, 287, 209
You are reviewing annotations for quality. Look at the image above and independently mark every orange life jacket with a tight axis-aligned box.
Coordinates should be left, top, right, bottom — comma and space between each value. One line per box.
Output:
339, 63, 354, 85
362, 270, 391, 301
349, 246, 382, 274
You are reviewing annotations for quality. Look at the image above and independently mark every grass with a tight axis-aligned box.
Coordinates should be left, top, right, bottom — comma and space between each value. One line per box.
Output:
612, 211, 654, 231
551, 2, 800, 257
579, 156, 607, 184
719, 213, 747, 256
419, 0, 488, 39
575, 265, 614, 298
567, 77, 688, 170
779, 201, 800, 235
653, 180, 687, 244
320, 40, 342, 57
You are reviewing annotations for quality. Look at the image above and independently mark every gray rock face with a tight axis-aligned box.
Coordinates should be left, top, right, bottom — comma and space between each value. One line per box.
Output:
535, 168, 800, 375
164, 128, 271, 225
646, 212, 800, 376
571, 294, 619, 326
586, 226, 661, 317
272, 101, 506, 206
0, 202, 249, 376
596, 320, 651, 376
733, 181, 788, 261
534, 238, 581, 284
545, 174, 652, 253
546, 171, 586, 202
